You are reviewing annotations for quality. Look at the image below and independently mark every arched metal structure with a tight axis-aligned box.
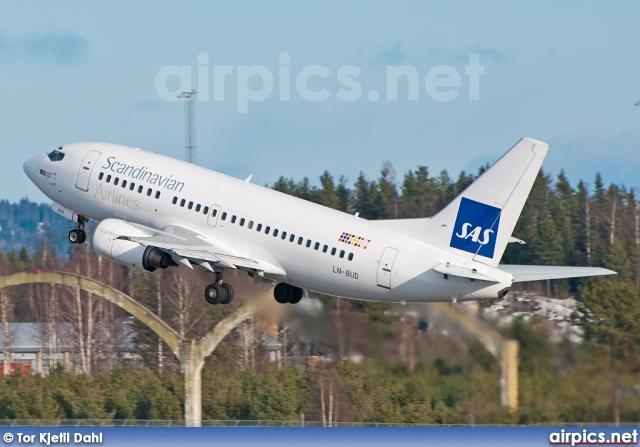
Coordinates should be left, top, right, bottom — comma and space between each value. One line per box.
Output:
0, 271, 268, 426
0, 271, 183, 357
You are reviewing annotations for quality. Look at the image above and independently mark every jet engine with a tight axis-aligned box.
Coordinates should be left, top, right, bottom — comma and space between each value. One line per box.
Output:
92, 219, 177, 272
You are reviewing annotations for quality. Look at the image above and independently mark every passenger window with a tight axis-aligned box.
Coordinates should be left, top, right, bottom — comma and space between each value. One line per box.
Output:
130, 183, 135, 191
298, 237, 303, 245
323, 245, 328, 253
281, 231, 287, 240
155, 191, 161, 199
180, 199, 186, 207
306, 240, 312, 248
122, 180, 127, 188
146, 188, 152, 196
314, 242, 320, 250
273, 229, 279, 237
222, 212, 227, 220
240, 218, 245, 226
348, 253, 354, 261
248, 221, 254, 229
188, 201, 194, 210
203, 206, 209, 215
290, 234, 295, 242
98, 172, 104, 180
339, 250, 345, 258
138, 185, 143, 193
114, 178, 119, 186
231, 215, 236, 223
173, 197, 178, 205
265, 226, 270, 235
106, 175, 111, 183
257, 223, 262, 232
331, 247, 336, 256
196, 204, 201, 212
212, 209, 218, 217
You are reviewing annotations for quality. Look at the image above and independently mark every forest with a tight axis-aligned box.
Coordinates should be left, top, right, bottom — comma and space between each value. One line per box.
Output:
0, 162, 639, 425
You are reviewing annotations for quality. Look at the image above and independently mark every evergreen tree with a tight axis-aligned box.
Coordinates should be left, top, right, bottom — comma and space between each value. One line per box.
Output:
351, 173, 378, 219
317, 171, 339, 209
336, 176, 351, 213
375, 162, 399, 219
400, 166, 436, 218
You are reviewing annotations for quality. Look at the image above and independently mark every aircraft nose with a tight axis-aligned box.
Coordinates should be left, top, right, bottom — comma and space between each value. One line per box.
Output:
23, 154, 48, 182
23, 159, 36, 180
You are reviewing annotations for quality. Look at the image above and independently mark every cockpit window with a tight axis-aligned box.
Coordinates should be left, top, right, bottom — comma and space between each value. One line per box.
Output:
47, 150, 65, 162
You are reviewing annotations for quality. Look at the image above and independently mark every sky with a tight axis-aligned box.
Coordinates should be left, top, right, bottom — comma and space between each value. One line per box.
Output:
2, 1, 639, 204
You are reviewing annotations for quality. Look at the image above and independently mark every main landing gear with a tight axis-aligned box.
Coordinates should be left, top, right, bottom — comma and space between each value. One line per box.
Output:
204, 272, 235, 305
68, 216, 88, 244
274, 283, 303, 304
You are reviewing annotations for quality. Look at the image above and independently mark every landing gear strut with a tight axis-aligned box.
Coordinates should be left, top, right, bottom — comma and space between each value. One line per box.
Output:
204, 272, 235, 305
274, 283, 303, 304
68, 216, 88, 244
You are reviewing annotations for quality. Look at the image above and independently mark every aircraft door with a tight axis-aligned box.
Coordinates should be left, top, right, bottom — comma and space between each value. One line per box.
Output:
75, 150, 102, 192
207, 205, 221, 227
377, 247, 399, 289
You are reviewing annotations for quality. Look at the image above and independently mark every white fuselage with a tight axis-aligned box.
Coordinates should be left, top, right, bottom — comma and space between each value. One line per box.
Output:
24, 142, 513, 303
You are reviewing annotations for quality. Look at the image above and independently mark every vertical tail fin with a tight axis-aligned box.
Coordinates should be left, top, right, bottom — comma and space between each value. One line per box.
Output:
424, 137, 549, 267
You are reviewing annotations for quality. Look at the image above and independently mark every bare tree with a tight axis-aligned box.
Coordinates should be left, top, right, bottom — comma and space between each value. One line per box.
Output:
241, 316, 261, 371
89, 256, 125, 374
60, 246, 101, 375
335, 298, 344, 361
608, 186, 618, 245
1, 290, 10, 376
156, 273, 163, 375
583, 186, 592, 264
315, 367, 348, 427
164, 270, 205, 339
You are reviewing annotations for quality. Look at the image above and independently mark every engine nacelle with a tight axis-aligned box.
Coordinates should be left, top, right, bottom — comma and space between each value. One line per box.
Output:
92, 219, 177, 272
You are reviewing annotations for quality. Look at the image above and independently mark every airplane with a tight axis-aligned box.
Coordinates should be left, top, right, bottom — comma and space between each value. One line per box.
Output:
23, 137, 615, 306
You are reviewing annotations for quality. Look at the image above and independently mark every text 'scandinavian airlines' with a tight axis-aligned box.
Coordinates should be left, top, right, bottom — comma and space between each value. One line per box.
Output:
24, 138, 615, 305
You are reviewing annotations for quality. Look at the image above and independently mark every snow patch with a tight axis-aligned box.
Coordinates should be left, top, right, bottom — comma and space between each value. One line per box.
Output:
483, 292, 586, 344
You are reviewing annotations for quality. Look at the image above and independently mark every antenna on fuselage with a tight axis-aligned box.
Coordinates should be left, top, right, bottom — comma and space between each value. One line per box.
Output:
177, 89, 197, 164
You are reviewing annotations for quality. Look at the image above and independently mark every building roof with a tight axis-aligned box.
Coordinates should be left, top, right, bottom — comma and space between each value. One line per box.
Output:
0, 321, 137, 353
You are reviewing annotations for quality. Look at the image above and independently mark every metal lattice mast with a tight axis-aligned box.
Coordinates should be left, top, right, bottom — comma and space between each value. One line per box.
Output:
177, 89, 197, 164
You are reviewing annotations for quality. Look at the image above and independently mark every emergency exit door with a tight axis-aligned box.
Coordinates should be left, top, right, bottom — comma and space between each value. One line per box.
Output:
377, 247, 399, 289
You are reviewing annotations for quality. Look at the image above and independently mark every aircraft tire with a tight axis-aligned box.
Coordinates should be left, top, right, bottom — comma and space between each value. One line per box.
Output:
220, 283, 235, 305
274, 283, 292, 304
205, 283, 224, 305
289, 287, 303, 304
68, 229, 79, 244
77, 229, 87, 244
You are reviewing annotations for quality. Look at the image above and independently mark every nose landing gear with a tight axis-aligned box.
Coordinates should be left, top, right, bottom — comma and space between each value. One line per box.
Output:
68, 216, 89, 244
68, 228, 87, 244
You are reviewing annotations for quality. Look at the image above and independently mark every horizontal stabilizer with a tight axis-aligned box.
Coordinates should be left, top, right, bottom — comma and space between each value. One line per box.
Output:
500, 265, 616, 282
508, 236, 526, 245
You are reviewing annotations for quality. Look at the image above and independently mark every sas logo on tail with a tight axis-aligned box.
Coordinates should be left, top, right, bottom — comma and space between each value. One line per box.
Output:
449, 197, 501, 258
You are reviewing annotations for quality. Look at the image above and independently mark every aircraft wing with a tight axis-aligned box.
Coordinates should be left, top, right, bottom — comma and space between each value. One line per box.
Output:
500, 265, 616, 282
117, 222, 286, 277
